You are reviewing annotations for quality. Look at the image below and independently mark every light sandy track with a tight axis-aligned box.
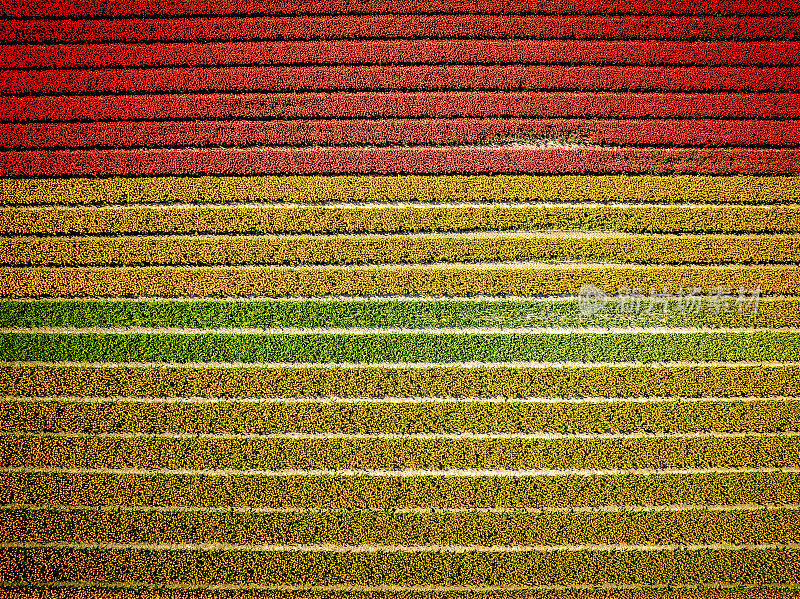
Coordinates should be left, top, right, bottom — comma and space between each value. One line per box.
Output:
9, 261, 791, 271
7, 431, 798, 440
4, 360, 798, 368
2, 395, 793, 404
3, 326, 792, 334
2, 541, 798, 553
12, 201, 777, 210
8, 503, 799, 514
9, 230, 796, 240
16, 583, 800, 591
4, 466, 798, 477
16, 294, 794, 302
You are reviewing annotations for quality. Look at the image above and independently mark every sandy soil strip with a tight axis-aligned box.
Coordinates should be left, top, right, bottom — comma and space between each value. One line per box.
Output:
3, 395, 790, 404
7, 503, 798, 514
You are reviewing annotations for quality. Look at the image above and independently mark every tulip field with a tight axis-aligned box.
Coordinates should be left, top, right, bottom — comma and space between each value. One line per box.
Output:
1, 0, 800, 595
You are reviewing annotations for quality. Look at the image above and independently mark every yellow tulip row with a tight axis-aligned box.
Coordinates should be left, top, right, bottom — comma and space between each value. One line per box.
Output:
3, 234, 797, 266
4, 204, 799, 235
2, 265, 795, 297
5, 434, 796, 471
3, 471, 797, 509
5, 506, 798, 546
3, 175, 798, 206
2, 546, 798, 586
6, 398, 797, 434
1, 364, 798, 398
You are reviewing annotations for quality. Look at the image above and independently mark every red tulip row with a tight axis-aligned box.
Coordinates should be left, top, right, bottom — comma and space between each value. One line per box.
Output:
7, 40, 799, 69
6, 66, 798, 95
4, 92, 793, 122
3, 15, 798, 44
3, 0, 796, 18
6, 15, 800, 43
3, 147, 799, 177
3, 118, 796, 150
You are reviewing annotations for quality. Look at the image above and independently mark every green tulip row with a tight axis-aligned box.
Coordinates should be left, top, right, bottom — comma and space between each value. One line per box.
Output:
2, 331, 797, 364
0, 297, 790, 329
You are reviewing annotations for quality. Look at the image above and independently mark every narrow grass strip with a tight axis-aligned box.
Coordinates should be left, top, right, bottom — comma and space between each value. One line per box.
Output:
3, 506, 798, 546
3, 265, 796, 298
2, 546, 799, 586
1, 331, 796, 364
4, 398, 797, 434
0, 298, 790, 329
3, 435, 797, 471
3, 234, 798, 266
1, 364, 796, 398
3, 471, 798, 509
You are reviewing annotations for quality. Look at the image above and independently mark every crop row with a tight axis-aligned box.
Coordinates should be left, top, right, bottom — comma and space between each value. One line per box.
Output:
5, 234, 797, 267
0, 298, 793, 329
5, 399, 799, 435
0, 590, 796, 599
8, 40, 800, 69
3, 546, 799, 586
4, 92, 795, 122
4, 16, 799, 44
7, 147, 799, 177
6, 507, 799, 546
4, 0, 795, 18
3, 331, 797, 364
4, 471, 799, 509
3, 175, 796, 206
2, 265, 796, 298
1, 364, 797, 398
5, 119, 799, 151
6, 435, 798, 470
6, 205, 800, 236
7, 66, 800, 95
